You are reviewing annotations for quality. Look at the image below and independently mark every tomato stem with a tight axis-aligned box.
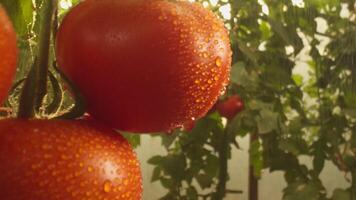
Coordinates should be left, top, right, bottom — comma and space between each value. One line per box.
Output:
52, 63, 87, 119
214, 128, 229, 200
248, 134, 259, 200
18, 0, 57, 118
352, 170, 356, 200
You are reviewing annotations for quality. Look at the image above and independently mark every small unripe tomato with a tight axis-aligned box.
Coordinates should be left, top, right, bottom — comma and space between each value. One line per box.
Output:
216, 95, 244, 120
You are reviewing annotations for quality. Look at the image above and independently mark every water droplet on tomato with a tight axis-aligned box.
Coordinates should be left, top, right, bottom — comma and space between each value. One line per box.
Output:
44, 154, 51, 159
86, 191, 92, 196
219, 87, 227, 96
123, 179, 129, 186
103, 180, 112, 193
215, 57, 222, 67
87, 166, 94, 172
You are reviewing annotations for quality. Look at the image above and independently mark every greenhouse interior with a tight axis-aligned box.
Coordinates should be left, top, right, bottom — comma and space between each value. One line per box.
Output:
0, 0, 355, 200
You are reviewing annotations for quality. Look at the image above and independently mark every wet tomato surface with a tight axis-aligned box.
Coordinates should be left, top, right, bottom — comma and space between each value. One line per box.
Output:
0, 119, 142, 200
56, 0, 232, 132
0, 6, 18, 104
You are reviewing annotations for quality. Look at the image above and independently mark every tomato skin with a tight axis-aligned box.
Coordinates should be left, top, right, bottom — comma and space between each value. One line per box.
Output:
0, 6, 17, 104
216, 95, 244, 120
0, 120, 142, 200
56, 0, 231, 133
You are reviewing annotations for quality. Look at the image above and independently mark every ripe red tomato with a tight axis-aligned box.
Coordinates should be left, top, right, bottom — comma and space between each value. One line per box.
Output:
216, 95, 244, 120
56, 0, 231, 132
0, 120, 142, 200
0, 6, 18, 104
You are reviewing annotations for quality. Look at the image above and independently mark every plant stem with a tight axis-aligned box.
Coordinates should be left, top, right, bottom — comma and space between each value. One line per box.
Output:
249, 133, 258, 200
352, 170, 356, 200
214, 129, 229, 200
18, 0, 57, 118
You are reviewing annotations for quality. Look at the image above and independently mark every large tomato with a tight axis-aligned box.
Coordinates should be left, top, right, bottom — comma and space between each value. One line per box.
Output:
56, 0, 232, 132
0, 120, 142, 200
0, 6, 17, 104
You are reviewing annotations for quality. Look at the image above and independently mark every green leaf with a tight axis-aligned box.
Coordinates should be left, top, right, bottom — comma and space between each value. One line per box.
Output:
279, 139, 308, 156
283, 181, 321, 200
186, 187, 198, 199
268, 151, 299, 171
230, 62, 258, 88
332, 189, 351, 200
196, 173, 213, 189
267, 17, 303, 53
312, 142, 326, 175
121, 133, 141, 149
160, 178, 174, 189
344, 88, 356, 110
256, 109, 279, 134
250, 139, 263, 177
261, 61, 293, 90
292, 74, 304, 86
159, 192, 177, 200
308, 0, 339, 8
237, 39, 258, 64
161, 134, 178, 149
151, 167, 162, 182
204, 154, 219, 177
259, 20, 272, 40
344, 108, 356, 118
147, 156, 163, 165
0, 0, 33, 36
161, 155, 186, 180
248, 100, 274, 111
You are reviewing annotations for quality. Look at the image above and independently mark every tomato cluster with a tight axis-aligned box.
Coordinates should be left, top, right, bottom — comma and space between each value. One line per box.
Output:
0, 0, 232, 199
